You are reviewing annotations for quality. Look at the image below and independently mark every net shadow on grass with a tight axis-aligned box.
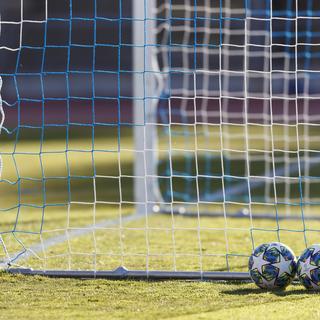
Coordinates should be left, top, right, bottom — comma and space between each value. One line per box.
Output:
222, 285, 315, 296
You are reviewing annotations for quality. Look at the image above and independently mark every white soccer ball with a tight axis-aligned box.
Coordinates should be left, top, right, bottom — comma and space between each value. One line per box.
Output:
297, 244, 320, 290
248, 242, 296, 289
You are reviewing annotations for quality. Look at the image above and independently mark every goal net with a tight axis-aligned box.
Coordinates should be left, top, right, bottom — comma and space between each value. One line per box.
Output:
0, 0, 320, 279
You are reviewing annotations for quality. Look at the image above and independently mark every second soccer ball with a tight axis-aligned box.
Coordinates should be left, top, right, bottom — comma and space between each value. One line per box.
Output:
297, 244, 320, 290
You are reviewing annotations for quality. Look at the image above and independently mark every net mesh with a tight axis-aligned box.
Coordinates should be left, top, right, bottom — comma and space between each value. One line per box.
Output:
0, 0, 320, 274
155, 0, 320, 218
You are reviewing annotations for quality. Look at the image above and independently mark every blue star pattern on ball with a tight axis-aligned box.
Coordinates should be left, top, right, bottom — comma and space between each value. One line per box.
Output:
297, 244, 320, 290
248, 242, 296, 290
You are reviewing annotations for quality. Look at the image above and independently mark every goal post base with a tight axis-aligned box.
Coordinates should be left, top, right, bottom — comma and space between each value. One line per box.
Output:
157, 206, 320, 221
6, 267, 250, 281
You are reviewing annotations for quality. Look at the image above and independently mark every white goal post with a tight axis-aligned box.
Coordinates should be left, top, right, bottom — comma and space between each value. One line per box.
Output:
0, 0, 320, 280
133, 0, 163, 216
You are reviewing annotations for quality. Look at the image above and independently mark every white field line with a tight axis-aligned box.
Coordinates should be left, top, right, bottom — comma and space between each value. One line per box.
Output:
1, 211, 147, 268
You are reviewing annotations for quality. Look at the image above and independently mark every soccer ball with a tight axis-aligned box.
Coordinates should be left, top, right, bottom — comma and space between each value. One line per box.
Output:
248, 242, 296, 289
297, 244, 320, 290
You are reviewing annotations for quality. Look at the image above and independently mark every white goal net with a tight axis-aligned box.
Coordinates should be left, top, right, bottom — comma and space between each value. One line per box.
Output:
0, 0, 320, 279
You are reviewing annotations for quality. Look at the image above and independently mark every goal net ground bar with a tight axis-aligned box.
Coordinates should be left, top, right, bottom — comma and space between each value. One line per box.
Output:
7, 267, 250, 281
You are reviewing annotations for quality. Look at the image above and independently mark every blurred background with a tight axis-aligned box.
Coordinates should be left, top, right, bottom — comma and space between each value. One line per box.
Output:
2, 1, 320, 206
1, 0, 320, 130
0, 1, 132, 128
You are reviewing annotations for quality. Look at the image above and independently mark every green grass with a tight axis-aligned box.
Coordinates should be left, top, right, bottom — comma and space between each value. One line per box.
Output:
0, 273, 319, 320
1, 125, 320, 319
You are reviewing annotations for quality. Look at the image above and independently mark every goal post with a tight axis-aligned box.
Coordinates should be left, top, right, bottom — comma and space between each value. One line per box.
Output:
133, 0, 163, 216
0, 0, 320, 280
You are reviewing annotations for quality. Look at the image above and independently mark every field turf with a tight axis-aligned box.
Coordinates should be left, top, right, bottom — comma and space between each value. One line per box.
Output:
0, 273, 319, 319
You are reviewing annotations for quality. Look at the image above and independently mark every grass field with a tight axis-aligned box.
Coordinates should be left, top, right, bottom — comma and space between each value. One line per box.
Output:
1, 125, 320, 319
0, 273, 320, 319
